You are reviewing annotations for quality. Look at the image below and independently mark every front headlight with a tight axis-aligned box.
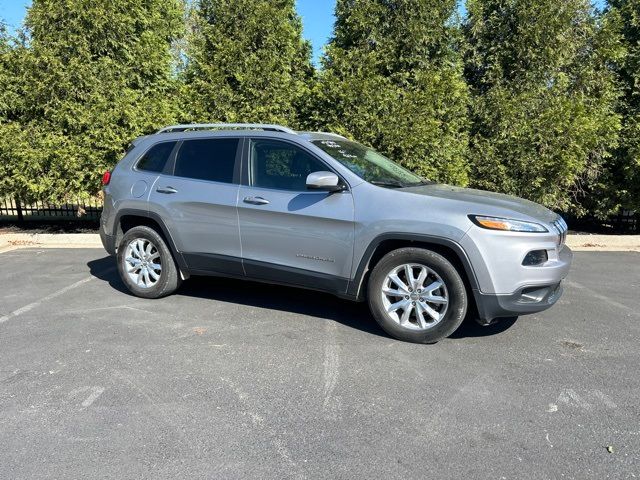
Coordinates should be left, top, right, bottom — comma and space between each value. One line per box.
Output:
469, 215, 548, 233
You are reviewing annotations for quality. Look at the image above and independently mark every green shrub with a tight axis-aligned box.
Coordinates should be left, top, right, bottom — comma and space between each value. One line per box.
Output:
182, 0, 313, 128
465, 0, 624, 217
0, 0, 184, 202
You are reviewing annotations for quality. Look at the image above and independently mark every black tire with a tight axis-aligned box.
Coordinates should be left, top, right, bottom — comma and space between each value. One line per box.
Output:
367, 247, 467, 344
116, 225, 181, 299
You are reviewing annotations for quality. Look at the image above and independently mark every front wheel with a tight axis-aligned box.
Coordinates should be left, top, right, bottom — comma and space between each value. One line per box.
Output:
367, 247, 467, 343
116, 225, 181, 299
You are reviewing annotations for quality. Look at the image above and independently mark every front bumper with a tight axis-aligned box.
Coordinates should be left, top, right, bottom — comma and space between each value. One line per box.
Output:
473, 282, 564, 324
460, 224, 573, 323
460, 226, 573, 295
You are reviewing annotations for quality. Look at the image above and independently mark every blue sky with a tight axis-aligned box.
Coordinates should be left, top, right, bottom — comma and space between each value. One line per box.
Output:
0, 0, 29, 31
0, 0, 337, 64
297, 0, 337, 63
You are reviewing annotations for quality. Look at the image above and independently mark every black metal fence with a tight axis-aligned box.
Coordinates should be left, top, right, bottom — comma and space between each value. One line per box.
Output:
0, 197, 102, 222
565, 209, 639, 234
612, 209, 638, 233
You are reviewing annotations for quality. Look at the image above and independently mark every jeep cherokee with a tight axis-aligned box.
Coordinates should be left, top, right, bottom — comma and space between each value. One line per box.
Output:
100, 123, 572, 343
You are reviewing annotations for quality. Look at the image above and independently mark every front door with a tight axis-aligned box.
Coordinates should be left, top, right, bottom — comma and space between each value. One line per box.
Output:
237, 138, 355, 293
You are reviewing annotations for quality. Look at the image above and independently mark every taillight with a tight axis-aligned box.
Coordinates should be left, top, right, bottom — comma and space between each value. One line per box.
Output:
102, 171, 111, 186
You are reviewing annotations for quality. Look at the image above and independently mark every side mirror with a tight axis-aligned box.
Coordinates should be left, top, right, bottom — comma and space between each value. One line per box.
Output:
306, 171, 344, 192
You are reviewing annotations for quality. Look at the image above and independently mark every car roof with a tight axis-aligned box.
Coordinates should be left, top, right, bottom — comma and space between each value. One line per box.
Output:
133, 124, 349, 146
296, 131, 348, 141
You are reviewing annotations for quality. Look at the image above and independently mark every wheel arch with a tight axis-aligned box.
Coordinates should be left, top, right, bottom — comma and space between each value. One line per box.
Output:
113, 209, 189, 277
349, 234, 480, 304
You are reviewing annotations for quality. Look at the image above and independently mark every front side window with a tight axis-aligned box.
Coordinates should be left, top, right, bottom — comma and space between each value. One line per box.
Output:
250, 140, 329, 191
173, 138, 239, 183
312, 139, 430, 188
136, 141, 177, 173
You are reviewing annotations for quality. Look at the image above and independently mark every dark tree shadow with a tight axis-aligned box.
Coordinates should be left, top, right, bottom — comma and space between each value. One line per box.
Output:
88, 255, 518, 341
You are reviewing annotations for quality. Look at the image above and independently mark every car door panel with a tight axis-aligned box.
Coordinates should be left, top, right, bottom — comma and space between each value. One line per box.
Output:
237, 139, 355, 291
238, 187, 355, 278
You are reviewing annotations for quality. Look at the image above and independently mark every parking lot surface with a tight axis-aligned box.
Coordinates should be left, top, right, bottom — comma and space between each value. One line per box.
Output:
1, 248, 638, 479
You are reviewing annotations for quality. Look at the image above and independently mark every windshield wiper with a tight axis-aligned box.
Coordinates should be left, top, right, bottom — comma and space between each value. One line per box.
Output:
370, 180, 406, 188
405, 180, 436, 186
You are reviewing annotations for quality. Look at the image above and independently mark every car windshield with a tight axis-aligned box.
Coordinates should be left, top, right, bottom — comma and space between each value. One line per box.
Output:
312, 139, 431, 188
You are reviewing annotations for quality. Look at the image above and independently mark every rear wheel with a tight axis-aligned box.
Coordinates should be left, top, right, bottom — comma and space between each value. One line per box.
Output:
117, 225, 181, 299
367, 247, 467, 343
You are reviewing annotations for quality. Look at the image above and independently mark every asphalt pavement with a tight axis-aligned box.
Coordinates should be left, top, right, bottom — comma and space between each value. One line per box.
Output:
0, 248, 638, 479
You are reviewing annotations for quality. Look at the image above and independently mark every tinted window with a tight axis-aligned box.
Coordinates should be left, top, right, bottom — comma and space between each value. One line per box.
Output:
250, 140, 328, 191
174, 138, 239, 183
136, 141, 176, 173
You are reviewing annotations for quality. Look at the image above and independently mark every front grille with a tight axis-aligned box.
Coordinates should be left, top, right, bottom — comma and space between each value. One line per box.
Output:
552, 216, 568, 246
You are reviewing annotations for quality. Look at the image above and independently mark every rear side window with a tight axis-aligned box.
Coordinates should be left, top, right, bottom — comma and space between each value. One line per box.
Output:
174, 138, 239, 183
136, 141, 176, 173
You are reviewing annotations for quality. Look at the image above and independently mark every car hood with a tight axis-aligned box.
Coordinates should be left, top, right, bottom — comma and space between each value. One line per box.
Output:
402, 184, 558, 223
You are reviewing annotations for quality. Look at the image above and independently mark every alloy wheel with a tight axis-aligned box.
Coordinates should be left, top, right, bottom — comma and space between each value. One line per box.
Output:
380, 263, 449, 330
123, 238, 162, 288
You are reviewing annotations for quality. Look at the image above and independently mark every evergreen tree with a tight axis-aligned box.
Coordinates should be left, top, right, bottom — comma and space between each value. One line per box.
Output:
183, 0, 313, 127
0, 0, 184, 202
608, 0, 640, 213
465, 0, 624, 216
309, 0, 470, 185
0, 25, 34, 200
0, 24, 21, 121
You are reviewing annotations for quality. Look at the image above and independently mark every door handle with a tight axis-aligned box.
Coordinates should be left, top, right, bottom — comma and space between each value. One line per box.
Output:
243, 196, 270, 205
156, 186, 178, 194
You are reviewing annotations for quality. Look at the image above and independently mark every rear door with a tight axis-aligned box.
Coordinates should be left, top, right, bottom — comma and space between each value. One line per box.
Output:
237, 138, 355, 292
148, 136, 243, 275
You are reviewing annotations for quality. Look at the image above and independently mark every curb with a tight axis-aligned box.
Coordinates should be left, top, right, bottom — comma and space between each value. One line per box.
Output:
0, 233, 102, 253
565, 234, 640, 251
1, 232, 639, 253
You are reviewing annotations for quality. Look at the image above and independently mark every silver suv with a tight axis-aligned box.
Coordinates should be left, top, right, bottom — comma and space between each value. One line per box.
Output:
100, 123, 572, 343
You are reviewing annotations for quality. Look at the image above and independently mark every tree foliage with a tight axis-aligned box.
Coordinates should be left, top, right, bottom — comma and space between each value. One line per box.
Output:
0, 25, 22, 121
0, 0, 637, 220
182, 0, 313, 126
0, 0, 184, 202
465, 0, 624, 216
309, 0, 470, 185
606, 0, 640, 212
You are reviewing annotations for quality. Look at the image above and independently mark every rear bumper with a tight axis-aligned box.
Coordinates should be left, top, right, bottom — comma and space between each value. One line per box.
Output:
473, 282, 564, 324
99, 223, 116, 256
